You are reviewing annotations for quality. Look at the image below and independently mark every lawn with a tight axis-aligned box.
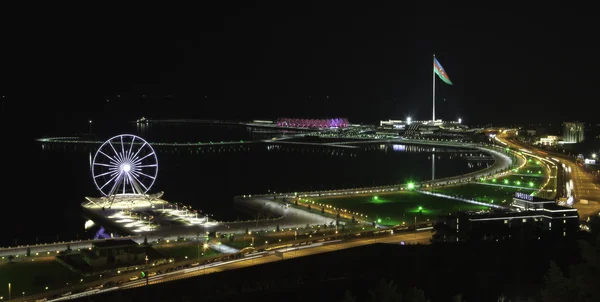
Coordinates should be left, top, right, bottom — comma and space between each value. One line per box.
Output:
153, 243, 219, 260
0, 257, 80, 297
224, 224, 377, 249
307, 191, 487, 226
431, 184, 527, 205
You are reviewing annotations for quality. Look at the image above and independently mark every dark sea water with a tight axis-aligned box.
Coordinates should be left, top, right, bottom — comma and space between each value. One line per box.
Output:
8, 122, 489, 247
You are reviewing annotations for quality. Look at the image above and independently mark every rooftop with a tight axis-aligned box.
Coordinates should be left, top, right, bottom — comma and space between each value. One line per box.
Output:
93, 239, 139, 249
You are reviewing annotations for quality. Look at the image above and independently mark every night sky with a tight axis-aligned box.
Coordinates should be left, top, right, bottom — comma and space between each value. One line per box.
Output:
3, 4, 598, 137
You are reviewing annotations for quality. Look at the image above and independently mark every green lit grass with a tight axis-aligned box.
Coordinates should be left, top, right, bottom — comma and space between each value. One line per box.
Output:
307, 191, 487, 226
154, 243, 219, 260
431, 183, 538, 204
0, 258, 79, 297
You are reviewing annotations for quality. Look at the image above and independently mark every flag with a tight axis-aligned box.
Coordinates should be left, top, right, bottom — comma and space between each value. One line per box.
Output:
434, 58, 453, 85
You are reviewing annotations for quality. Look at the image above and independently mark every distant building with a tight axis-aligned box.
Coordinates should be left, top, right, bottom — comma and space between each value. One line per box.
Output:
434, 192, 579, 242
82, 239, 146, 267
538, 135, 560, 146
563, 122, 585, 143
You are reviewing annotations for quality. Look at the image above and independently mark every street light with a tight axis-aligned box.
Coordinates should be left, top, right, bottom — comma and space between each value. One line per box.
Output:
88, 120, 92, 133
592, 153, 597, 159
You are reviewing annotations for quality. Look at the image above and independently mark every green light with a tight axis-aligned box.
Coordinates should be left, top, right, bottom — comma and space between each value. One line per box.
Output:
491, 200, 494, 203
516, 181, 521, 185
529, 182, 534, 187
373, 196, 379, 200
492, 179, 497, 182
480, 177, 486, 181
538, 171, 542, 174
377, 218, 382, 223
141, 271, 146, 278
504, 179, 509, 184
536, 161, 540, 165
418, 206, 423, 211
505, 147, 510, 151
528, 159, 532, 162
407, 182, 415, 189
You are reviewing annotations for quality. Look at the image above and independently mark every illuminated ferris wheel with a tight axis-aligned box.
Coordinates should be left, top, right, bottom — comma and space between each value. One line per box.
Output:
91, 134, 158, 197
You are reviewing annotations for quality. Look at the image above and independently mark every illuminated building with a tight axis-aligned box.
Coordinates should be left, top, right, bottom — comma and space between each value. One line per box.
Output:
435, 193, 579, 242
277, 118, 348, 128
563, 122, 585, 143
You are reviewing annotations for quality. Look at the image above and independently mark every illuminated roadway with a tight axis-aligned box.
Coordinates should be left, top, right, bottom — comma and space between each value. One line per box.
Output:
37, 231, 431, 302
497, 134, 600, 219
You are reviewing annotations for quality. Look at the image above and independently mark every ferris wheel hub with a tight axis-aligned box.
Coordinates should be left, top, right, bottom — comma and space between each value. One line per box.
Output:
121, 163, 131, 172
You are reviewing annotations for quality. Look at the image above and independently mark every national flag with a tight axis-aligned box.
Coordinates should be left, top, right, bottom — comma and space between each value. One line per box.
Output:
434, 58, 453, 85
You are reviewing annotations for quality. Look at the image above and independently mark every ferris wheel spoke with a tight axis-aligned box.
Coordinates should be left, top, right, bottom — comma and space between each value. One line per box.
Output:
98, 150, 119, 165
93, 163, 115, 168
130, 142, 148, 162
128, 173, 145, 194
107, 141, 122, 162
127, 136, 136, 161
132, 152, 154, 164
99, 171, 122, 190
120, 135, 126, 159
134, 171, 156, 180
94, 170, 116, 178
136, 164, 158, 168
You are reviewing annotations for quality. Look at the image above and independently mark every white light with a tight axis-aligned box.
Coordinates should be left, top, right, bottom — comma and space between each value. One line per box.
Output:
406, 117, 412, 125
458, 118, 462, 123
122, 164, 131, 172
592, 153, 597, 159
89, 120, 92, 124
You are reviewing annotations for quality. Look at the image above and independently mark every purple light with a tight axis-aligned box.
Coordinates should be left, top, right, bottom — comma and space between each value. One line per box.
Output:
94, 226, 111, 239
276, 118, 349, 128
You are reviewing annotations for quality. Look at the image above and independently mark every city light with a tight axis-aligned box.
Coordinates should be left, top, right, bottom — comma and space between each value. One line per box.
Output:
407, 182, 415, 189
593, 153, 597, 159
406, 117, 412, 125
458, 118, 462, 123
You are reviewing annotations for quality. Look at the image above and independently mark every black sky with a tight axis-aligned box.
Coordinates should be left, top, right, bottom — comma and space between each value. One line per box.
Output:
3, 3, 598, 137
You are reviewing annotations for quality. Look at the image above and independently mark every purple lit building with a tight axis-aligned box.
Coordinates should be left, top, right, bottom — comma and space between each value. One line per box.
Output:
277, 118, 349, 128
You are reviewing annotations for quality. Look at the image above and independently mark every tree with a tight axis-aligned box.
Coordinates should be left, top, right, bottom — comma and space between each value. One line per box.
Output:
368, 278, 402, 302
66, 243, 71, 252
245, 227, 249, 234
405, 287, 429, 302
143, 235, 148, 245
276, 225, 280, 232
295, 199, 298, 206
352, 215, 356, 223
342, 290, 357, 302
308, 204, 311, 210
321, 207, 325, 214
336, 212, 341, 220
7, 255, 14, 263
541, 261, 573, 302
26, 247, 31, 257
323, 223, 327, 229
341, 225, 345, 232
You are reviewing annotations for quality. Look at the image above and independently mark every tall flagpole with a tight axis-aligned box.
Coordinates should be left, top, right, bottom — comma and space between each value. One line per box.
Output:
432, 54, 436, 122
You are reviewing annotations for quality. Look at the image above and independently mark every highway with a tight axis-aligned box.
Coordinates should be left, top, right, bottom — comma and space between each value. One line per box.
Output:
27, 231, 431, 302
497, 134, 600, 219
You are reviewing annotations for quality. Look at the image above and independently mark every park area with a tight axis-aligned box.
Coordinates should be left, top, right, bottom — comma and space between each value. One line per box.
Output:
153, 241, 219, 261
0, 257, 80, 298
303, 191, 488, 226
